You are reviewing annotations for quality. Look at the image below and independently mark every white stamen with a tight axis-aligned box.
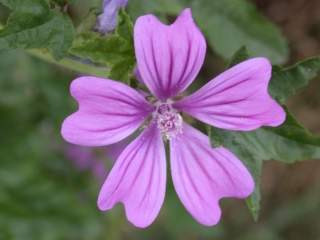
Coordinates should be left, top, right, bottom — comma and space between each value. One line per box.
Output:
153, 102, 183, 140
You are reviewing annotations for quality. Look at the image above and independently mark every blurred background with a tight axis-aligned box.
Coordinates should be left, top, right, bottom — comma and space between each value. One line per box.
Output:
0, 0, 319, 239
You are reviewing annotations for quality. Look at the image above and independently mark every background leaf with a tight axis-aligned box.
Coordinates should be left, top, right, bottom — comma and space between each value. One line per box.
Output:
70, 10, 135, 82
128, 0, 182, 19
186, 0, 289, 64
228, 46, 250, 67
0, 50, 107, 240
270, 57, 320, 104
0, 0, 75, 59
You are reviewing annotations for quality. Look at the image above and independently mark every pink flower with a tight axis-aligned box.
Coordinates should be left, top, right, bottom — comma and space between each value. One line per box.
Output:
61, 9, 285, 228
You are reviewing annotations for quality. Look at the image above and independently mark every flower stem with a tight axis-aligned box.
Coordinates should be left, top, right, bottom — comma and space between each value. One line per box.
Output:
27, 49, 110, 78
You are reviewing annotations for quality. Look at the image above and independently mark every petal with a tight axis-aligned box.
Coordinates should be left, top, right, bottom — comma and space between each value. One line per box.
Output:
174, 58, 286, 131
170, 124, 254, 226
134, 8, 206, 100
97, 124, 166, 228
61, 76, 153, 146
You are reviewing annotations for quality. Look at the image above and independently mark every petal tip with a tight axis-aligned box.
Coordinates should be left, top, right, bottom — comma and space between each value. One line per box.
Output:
186, 199, 222, 226
97, 187, 113, 211
60, 114, 90, 146
97, 201, 107, 211
69, 76, 95, 99
135, 13, 158, 28
175, 8, 197, 27
253, 56, 271, 65
267, 103, 287, 127
248, 57, 272, 76
179, 8, 192, 19
126, 214, 154, 229
60, 117, 74, 143
196, 209, 222, 226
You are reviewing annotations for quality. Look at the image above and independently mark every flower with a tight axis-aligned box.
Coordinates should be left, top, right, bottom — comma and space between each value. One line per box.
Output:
61, 9, 285, 228
96, 0, 128, 34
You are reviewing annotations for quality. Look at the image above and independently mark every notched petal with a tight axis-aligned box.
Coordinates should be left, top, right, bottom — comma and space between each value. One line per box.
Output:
134, 8, 206, 100
170, 124, 254, 226
97, 124, 166, 228
174, 58, 286, 131
61, 76, 153, 146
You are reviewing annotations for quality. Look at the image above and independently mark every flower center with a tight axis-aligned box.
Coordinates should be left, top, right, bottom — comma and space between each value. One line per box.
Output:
153, 102, 183, 140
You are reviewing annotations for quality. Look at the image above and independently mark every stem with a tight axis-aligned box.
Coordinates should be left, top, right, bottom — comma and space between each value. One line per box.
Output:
27, 49, 110, 78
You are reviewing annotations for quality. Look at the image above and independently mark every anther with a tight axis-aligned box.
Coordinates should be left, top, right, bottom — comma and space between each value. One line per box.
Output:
154, 102, 183, 140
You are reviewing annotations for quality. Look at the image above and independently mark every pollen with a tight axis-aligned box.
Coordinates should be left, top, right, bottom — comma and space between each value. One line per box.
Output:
154, 102, 183, 140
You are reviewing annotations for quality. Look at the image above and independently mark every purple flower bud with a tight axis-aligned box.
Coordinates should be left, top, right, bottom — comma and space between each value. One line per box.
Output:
96, 0, 128, 33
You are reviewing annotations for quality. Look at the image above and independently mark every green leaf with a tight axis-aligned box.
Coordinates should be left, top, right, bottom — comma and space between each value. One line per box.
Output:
109, 57, 135, 81
244, 158, 261, 222
186, 0, 288, 64
116, 9, 133, 40
269, 57, 320, 104
0, 0, 75, 59
70, 10, 135, 82
0, 0, 48, 11
127, 0, 182, 20
228, 46, 250, 67
207, 126, 222, 147
75, 8, 98, 33
213, 111, 320, 165
50, 0, 76, 6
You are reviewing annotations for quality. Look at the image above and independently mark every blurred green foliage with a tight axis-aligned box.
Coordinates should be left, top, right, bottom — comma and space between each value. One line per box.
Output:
0, 0, 75, 59
71, 10, 135, 82
0, 51, 107, 239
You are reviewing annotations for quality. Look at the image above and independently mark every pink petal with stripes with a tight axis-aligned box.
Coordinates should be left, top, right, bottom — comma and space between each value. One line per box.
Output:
174, 58, 286, 131
134, 8, 206, 100
97, 124, 166, 228
61, 77, 153, 146
170, 124, 254, 226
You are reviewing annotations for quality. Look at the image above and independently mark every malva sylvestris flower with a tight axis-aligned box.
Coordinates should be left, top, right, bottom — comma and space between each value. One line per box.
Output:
61, 9, 286, 228
96, 0, 128, 33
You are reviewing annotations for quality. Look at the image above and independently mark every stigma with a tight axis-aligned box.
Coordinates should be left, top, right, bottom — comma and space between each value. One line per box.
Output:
153, 102, 183, 140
